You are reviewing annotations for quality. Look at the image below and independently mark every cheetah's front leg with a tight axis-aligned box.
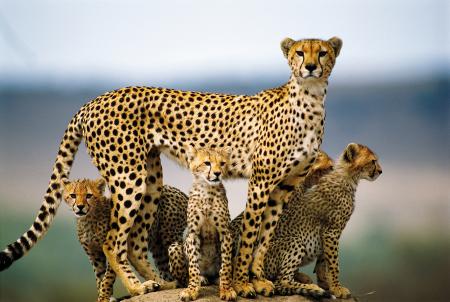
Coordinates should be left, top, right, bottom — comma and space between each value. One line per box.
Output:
168, 241, 188, 287
214, 213, 237, 301
313, 254, 329, 290
251, 173, 307, 296
233, 176, 271, 298
322, 230, 351, 299
180, 229, 202, 302
97, 265, 116, 302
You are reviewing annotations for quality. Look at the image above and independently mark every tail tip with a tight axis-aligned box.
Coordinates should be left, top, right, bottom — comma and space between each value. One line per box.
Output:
0, 251, 13, 271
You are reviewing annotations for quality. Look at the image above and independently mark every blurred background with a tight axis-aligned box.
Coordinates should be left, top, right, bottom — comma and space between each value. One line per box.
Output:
0, 0, 449, 301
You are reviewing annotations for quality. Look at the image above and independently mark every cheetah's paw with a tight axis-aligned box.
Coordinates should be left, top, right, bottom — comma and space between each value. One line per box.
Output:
252, 278, 275, 297
179, 287, 200, 302
330, 284, 351, 299
219, 286, 237, 301
199, 275, 210, 286
141, 280, 160, 294
233, 281, 256, 298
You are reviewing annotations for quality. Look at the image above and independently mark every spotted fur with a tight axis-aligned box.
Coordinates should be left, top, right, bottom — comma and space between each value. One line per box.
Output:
0, 37, 341, 298
175, 148, 236, 301
64, 179, 184, 301
232, 144, 382, 299
63, 178, 116, 302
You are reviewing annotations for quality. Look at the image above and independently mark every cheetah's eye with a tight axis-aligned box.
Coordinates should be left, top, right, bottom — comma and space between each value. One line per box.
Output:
319, 51, 327, 57
296, 50, 304, 57
220, 162, 226, 166
204, 161, 211, 166
371, 160, 377, 165
70, 194, 76, 199
86, 194, 93, 199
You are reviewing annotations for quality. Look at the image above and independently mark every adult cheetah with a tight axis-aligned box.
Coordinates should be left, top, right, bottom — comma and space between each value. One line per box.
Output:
0, 37, 342, 297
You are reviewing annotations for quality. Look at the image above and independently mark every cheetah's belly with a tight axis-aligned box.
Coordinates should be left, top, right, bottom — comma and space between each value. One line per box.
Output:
300, 227, 322, 266
198, 219, 220, 278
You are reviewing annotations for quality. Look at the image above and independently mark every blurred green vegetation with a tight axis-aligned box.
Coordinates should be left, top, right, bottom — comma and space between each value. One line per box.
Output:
1, 211, 449, 302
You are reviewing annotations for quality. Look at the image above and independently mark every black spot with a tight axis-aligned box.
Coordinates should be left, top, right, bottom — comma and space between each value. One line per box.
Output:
38, 211, 48, 221
20, 236, 30, 250
26, 230, 37, 242
45, 196, 55, 204
33, 222, 42, 232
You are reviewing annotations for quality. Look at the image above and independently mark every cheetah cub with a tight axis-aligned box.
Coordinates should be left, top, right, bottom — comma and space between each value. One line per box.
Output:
263, 143, 382, 299
64, 179, 180, 301
175, 148, 237, 301
62, 178, 116, 302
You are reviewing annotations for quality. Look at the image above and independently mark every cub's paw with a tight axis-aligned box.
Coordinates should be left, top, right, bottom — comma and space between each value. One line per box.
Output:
199, 275, 210, 286
330, 284, 351, 299
233, 281, 256, 298
141, 280, 160, 293
180, 287, 200, 302
252, 278, 275, 297
219, 286, 237, 301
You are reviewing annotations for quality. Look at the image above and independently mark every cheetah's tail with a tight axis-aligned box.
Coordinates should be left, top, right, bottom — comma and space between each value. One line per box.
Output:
276, 284, 332, 299
0, 110, 85, 271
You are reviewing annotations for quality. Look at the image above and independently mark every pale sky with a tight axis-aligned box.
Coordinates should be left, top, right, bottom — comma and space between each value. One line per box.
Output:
0, 0, 448, 84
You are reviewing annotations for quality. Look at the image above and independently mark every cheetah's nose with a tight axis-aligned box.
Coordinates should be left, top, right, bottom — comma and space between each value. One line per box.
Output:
76, 205, 85, 210
214, 172, 221, 177
305, 64, 317, 72
378, 169, 382, 175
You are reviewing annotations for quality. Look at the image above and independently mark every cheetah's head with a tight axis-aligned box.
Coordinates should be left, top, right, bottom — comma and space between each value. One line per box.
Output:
339, 143, 382, 181
188, 147, 230, 186
303, 150, 334, 191
281, 37, 342, 81
62, 178, 106, 217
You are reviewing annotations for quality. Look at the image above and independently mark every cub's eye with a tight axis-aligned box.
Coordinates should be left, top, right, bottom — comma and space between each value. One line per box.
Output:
220, 161, 226, 166
204, 161, 211, 166
70, 194, 76, 199
319, 51, 327, 57
296, 50, 304, 57
86, 194, 93, 199
371, 160, 377, 164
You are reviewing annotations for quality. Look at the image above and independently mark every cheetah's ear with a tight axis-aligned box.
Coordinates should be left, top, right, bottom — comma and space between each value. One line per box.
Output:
343, 143, 358, 162
328, 37, 343, 57
219, 146, 232, 159
61, 179, 70, 188
187, 145, 198, 163
281, 37, 295, 58
94, 178, 106, 193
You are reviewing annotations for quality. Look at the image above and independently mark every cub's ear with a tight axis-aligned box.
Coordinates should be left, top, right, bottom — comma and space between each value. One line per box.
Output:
187, 145, 198, 163
328, 37, 343, 57
218, 146, 232, 159
343, 143, 358, 162
94, 178, 106, 193
281, 37, 296, 58
61, 179, 70, 188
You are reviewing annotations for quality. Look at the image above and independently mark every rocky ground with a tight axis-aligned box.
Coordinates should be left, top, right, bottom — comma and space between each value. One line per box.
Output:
122, 286, 357, 302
